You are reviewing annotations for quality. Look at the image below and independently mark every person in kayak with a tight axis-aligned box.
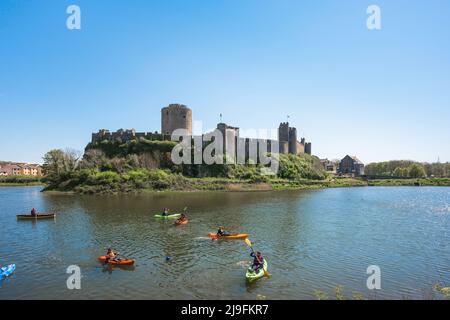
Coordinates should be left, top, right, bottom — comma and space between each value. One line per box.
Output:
217, 226, 230, 237
175, 212, 187, 225
250, 251, 264, 273
105, 248, 120, 264
30, 208, 37, 216
161, 208, 169, 217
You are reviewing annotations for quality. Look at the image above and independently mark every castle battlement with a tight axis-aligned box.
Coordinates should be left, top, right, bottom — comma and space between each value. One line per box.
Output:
91, 129, 166, 144
91, 104, 312, 156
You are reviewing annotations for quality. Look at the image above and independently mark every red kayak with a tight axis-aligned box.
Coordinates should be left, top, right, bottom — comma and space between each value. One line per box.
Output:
98, 255, 135, 266
175, 219, 189, 225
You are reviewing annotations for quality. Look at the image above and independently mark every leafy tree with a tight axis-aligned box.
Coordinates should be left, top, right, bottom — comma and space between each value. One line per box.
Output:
408, 163, 427, 178
42, 149, 81, 186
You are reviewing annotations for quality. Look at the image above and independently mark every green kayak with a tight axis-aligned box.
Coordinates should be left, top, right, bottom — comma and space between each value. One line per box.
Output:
246, 259, 268, 282
154, 213, 181, 219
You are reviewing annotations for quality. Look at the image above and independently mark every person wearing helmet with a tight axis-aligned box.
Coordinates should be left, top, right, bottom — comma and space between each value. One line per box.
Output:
217, 226, 230, 237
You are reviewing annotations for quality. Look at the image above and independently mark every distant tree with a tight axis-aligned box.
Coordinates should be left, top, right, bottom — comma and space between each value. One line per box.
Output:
42, 149, 81, 185
393, 167, 403, 177
408, 163, 427, 178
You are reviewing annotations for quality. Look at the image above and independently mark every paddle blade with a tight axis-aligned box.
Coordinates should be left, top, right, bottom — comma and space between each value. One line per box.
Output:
244, 238, 252, 247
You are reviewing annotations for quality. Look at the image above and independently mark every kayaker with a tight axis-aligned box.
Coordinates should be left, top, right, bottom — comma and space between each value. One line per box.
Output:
31, 208, 37, 216
105, 248, 120, 263
250, 251, 264, 272
161, 208, 169, 217
175, 213, 188, 225
217, 226, 230, 237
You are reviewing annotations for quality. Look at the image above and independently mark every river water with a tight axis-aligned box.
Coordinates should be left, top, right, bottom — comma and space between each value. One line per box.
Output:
0, 186, 449, 300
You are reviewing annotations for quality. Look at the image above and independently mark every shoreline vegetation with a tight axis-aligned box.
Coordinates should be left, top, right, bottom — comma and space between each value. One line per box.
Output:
9, 143, 446, 194
4, 176, 450, 192
35, 176, 450, 194
0, 176, 43, 186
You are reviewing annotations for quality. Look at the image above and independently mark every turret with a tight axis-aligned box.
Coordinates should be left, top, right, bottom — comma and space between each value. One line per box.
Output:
161, 104, 193, 136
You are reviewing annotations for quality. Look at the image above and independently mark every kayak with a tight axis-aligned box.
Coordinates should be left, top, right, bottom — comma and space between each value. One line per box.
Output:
154, 213, 181, 219
174, 219, 188, 225
98, 256, 135, 266
246, 260, 268, 282
208, 233, 248, 240
17, 213, 56, 220
0, 264, 16, 280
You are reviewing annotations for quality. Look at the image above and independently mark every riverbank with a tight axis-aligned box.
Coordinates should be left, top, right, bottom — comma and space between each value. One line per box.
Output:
0, 176, 43, 187
41, 176, 450, 194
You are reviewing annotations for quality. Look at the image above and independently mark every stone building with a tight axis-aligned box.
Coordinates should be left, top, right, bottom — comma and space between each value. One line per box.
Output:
92, 104, 193, 144
278, 122, 311, 156
338, 155, 365, 176
90, 104, 314, 162
0, 162, 42, 176
320, 158, 338, 173
216, 123, 240, 162
161, 104, 192, 136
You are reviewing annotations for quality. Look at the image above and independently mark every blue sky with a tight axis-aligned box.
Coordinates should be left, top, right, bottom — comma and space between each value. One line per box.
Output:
1, 0, 449, 164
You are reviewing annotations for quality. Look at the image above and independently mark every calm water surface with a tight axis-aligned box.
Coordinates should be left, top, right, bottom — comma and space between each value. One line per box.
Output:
0, 186, 449, 299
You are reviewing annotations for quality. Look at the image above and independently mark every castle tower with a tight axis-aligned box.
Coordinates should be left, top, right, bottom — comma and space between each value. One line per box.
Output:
288, 127, 298, 154
217, 123, 239, 163
161, 104, 192, 136
278, 122, 290, 143
305, 142, 312, 155
278, 122, 290, 154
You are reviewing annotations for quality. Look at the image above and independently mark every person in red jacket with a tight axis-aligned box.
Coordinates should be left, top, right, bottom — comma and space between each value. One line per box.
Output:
31, 208, 37, 216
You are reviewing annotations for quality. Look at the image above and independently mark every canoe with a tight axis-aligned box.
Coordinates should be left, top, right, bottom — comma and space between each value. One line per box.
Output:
98, 256, 135, 266
174, 219, 188, 225
246, 260, 268, 282
0, 264, 16, 280
154, 213, 181, 219
17, 213, 56, 220
208, 233, 248, 240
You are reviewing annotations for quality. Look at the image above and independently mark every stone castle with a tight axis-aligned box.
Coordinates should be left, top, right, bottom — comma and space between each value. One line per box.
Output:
92, 104, 312, 158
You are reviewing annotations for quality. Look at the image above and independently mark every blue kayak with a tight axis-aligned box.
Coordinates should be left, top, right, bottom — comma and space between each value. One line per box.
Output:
0, 264, 16, 279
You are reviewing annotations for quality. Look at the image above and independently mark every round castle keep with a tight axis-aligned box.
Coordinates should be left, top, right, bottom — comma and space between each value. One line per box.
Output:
161, 104, 193, 136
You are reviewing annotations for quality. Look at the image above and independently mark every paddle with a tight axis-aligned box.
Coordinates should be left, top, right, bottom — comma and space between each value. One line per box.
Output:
244, 238, 270, 278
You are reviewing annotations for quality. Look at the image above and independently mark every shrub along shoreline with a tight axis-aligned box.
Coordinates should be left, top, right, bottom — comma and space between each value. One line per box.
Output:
38, 169, 450, 195
36, 146, 450, 195
0, 175, 43, 186
3, 175, 449, 193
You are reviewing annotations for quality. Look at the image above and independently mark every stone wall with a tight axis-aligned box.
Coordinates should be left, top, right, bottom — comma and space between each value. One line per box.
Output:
91, 105, 314, 162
